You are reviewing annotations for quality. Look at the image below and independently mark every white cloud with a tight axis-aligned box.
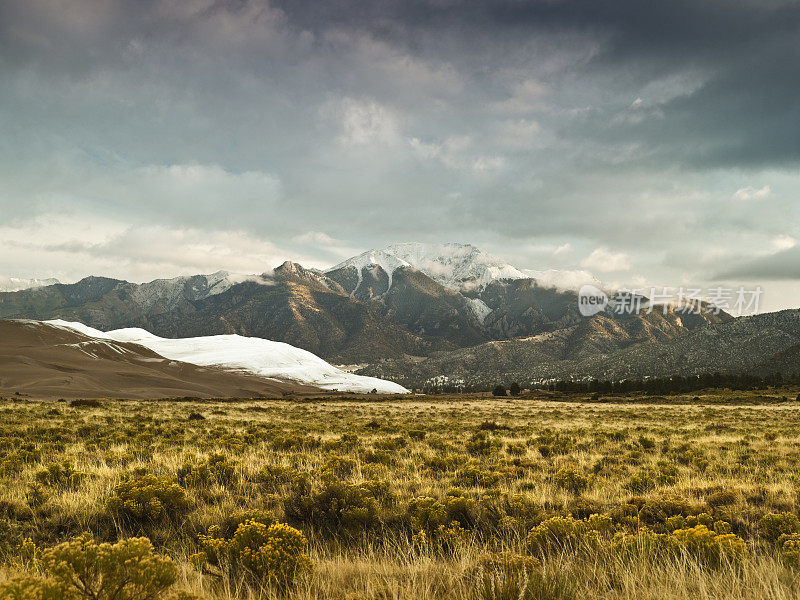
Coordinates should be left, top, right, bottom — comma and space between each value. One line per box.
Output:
771, 234, 797, 252
494, 118, 541, 149
732, 185, 771, 201
581, 247, 632, 272
291, 231, 362, 260
554, 243, 571, 255
523, 268, 601, 291
471, 156, 506, 173
0, 214, 328, 283
409, 134, 504, 172
334, 97, 401, 147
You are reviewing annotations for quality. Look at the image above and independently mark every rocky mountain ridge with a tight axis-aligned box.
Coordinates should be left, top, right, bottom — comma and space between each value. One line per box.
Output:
0, 243, 738, 383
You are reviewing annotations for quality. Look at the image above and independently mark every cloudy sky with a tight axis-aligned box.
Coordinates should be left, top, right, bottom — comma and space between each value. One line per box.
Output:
1, 0, 799, 310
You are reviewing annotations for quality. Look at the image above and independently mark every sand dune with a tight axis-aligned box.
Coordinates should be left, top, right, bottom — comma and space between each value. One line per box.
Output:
0, 319, 319, 399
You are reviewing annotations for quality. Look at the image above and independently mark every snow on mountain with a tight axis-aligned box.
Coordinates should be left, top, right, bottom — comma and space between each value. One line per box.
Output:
465, 297, 492, 323
328, 242, 528, 290
0, 277, 60, 292
130, 271, 272, 310
327, 242, 604, 295
47, 320, 409, 394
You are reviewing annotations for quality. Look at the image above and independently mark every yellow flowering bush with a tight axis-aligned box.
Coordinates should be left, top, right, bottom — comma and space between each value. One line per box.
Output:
612, 524, 746, 567
16, 538, 40, 567
670, 524, 747, 566
526, 514, 611, 556
437, 520, 470, 553
196, 520, 312, 590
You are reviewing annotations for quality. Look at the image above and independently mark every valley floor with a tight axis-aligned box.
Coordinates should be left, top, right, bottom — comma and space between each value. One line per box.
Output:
1, 392, 800, 599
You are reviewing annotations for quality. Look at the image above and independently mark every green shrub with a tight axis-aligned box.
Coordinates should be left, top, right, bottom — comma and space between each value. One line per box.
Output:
217, 510, 276, 538
256, 464, 297, 491
25, 482, 48, 508
665, 513, 714, 532
758, 512, 800, 543
624, 470, 656, 494
107, 474, 191, 524
374, 436, 408, 451
552, 466, 590, 495
34, 462, 86, 490
321, 454, 356, 478
611, 530, 666, 562
466, 432, 500, 457
445, 491, 479, 528
15, 538, 40, 567
177, 454, 236, 488
0, 575, 66, 600
453, 463, 501, 488
196, 520, 312, 590
0, 533, 178, 600
284, 476, 379, 534
69, 399, 102, 408
654, 460, 678, 486
779, 533, 800, 568
505, 442, 527, 456
637, 494, 692, 527
408, 496, 448, 531
436, 521, 470, 553
408, 429, 427, 441
706, 488, 739, 507
638, 435, 656, 450
474, 551, 541, 577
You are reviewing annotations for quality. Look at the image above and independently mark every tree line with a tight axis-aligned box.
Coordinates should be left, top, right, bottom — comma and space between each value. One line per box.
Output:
416, 371, 799, 395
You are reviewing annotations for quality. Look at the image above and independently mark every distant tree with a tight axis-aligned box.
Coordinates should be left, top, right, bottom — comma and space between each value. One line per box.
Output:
509, 382, 521, 396
492, 384, 507, 397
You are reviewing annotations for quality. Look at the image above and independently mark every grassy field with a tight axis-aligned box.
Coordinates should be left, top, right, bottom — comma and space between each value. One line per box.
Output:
2, 391, 800, 599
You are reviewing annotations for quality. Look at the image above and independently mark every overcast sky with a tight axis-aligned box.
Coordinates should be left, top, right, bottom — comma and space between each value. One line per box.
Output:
1, 0, 800, 311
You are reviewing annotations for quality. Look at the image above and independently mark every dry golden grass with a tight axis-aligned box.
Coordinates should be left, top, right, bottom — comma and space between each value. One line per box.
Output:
1, 391, 800, 599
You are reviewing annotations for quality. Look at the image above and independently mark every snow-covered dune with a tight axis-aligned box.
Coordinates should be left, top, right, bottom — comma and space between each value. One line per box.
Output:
47, 320, 409, 394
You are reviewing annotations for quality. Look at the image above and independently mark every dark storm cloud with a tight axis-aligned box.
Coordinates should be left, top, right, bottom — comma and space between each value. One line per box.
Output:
1, 0, 799, 304
271, 0, 800, 167
717, 246, 800, 281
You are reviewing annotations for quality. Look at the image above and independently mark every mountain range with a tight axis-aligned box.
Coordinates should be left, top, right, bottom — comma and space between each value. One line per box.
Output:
2, 242, 794, 389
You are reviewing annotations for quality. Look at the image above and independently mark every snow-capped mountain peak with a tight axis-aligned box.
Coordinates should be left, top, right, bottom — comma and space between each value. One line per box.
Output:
0, 276, 60, 293
328, 242, 527, 290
